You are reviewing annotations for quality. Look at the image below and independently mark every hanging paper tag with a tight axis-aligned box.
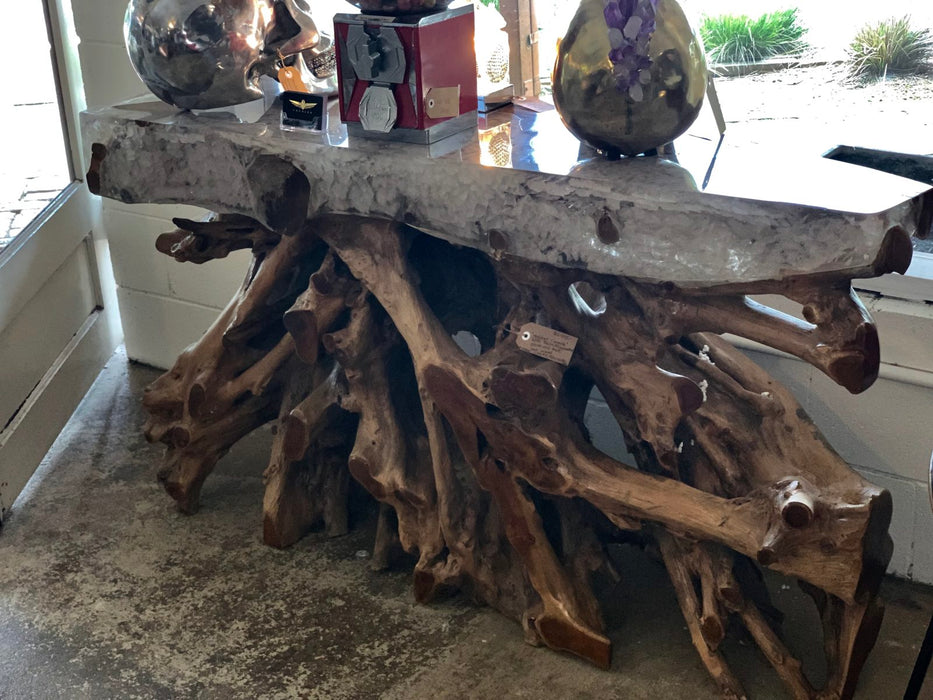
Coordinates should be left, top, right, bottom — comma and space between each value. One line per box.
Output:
516, 323, 578, 365
278, 65, 308, 93
425, 87, 461, 119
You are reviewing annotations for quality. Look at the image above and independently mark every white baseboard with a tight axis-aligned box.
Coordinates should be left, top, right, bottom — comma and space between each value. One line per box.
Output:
0, 305, 121, 522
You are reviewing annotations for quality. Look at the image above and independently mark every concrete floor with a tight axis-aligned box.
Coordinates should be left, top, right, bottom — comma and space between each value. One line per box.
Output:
2, 351, 933, 700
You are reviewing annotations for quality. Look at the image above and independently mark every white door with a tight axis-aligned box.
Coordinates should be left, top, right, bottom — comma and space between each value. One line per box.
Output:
0, 0, 121, 522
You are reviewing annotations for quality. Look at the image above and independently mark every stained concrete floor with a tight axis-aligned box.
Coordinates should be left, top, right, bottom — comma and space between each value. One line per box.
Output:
2, 351, 933, 700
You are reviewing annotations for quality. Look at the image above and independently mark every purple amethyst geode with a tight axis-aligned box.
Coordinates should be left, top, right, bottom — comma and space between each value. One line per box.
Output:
603, 0, 659, 101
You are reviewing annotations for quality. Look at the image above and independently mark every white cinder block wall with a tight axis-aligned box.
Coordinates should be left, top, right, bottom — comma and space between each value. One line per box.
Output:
73, 0, 251, 367
72, 0, 933, 583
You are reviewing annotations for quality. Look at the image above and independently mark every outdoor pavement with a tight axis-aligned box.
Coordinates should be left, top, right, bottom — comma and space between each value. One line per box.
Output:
710, 63, 933, 252
0, 1, 70, 253
0, 100, 69, 251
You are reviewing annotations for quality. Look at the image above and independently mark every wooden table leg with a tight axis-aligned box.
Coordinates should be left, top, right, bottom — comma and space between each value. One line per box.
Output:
141, 211, 894, 699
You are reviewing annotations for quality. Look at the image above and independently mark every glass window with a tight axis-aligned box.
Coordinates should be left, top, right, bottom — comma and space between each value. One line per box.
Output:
0, 2, 71, 253
526, 0, 933, 257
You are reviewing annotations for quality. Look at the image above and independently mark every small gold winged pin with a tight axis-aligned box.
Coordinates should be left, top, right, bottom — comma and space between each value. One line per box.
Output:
289, 98, 317, 111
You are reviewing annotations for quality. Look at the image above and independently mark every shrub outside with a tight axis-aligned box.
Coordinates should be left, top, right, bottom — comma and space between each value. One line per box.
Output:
701, 9, 808, 65
847, 16, 933, 80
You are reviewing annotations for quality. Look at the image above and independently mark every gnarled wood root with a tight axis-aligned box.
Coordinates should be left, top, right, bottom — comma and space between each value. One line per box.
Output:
143, 213, 896, 699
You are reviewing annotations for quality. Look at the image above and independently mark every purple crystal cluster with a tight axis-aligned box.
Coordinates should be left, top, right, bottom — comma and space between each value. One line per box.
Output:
603, 0, 658, 102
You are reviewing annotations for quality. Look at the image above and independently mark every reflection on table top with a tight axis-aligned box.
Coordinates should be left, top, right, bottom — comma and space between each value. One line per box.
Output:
86, 95, 933, 285
102, 95, 931, 218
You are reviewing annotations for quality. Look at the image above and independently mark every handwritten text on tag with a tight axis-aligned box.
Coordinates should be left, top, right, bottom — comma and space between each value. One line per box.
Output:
516, 323, 578, 365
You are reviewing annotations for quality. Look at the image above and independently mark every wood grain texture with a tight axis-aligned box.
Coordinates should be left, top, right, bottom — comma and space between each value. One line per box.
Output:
136, 211, 895, 699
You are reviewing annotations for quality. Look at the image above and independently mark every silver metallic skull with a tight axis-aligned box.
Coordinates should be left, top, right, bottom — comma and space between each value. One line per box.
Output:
125, 0, 327, 109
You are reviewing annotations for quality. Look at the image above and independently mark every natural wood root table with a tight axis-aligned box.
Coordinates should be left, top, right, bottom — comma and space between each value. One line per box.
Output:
84, 100, 933, 699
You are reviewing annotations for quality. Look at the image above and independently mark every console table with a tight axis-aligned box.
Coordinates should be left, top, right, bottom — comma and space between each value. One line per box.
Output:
83, 98, 933, 699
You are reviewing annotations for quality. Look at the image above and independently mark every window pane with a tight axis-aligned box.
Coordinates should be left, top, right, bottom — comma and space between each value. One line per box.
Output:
536, 1, 575, 95
532, 0, 933, 249
0, 1, 71, 253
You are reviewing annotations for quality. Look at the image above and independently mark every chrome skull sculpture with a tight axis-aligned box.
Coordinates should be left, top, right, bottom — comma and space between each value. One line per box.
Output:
125, 0, 328, 109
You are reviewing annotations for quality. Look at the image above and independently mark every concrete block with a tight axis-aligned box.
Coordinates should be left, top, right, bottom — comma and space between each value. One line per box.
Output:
166, 252, 250, 311
864, 296, 933, 374
73, 0, 127, 45
79, 41, 148, 108
117, 288, 223, 369
103, 211, 173, 297
104, 208, 249, 309
806, 371, 933, 483
104, 201, 209, 221
741, 347, 933, 484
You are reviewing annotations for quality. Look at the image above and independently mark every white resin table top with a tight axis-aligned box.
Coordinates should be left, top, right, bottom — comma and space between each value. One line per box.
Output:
82, 97, 933, 286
